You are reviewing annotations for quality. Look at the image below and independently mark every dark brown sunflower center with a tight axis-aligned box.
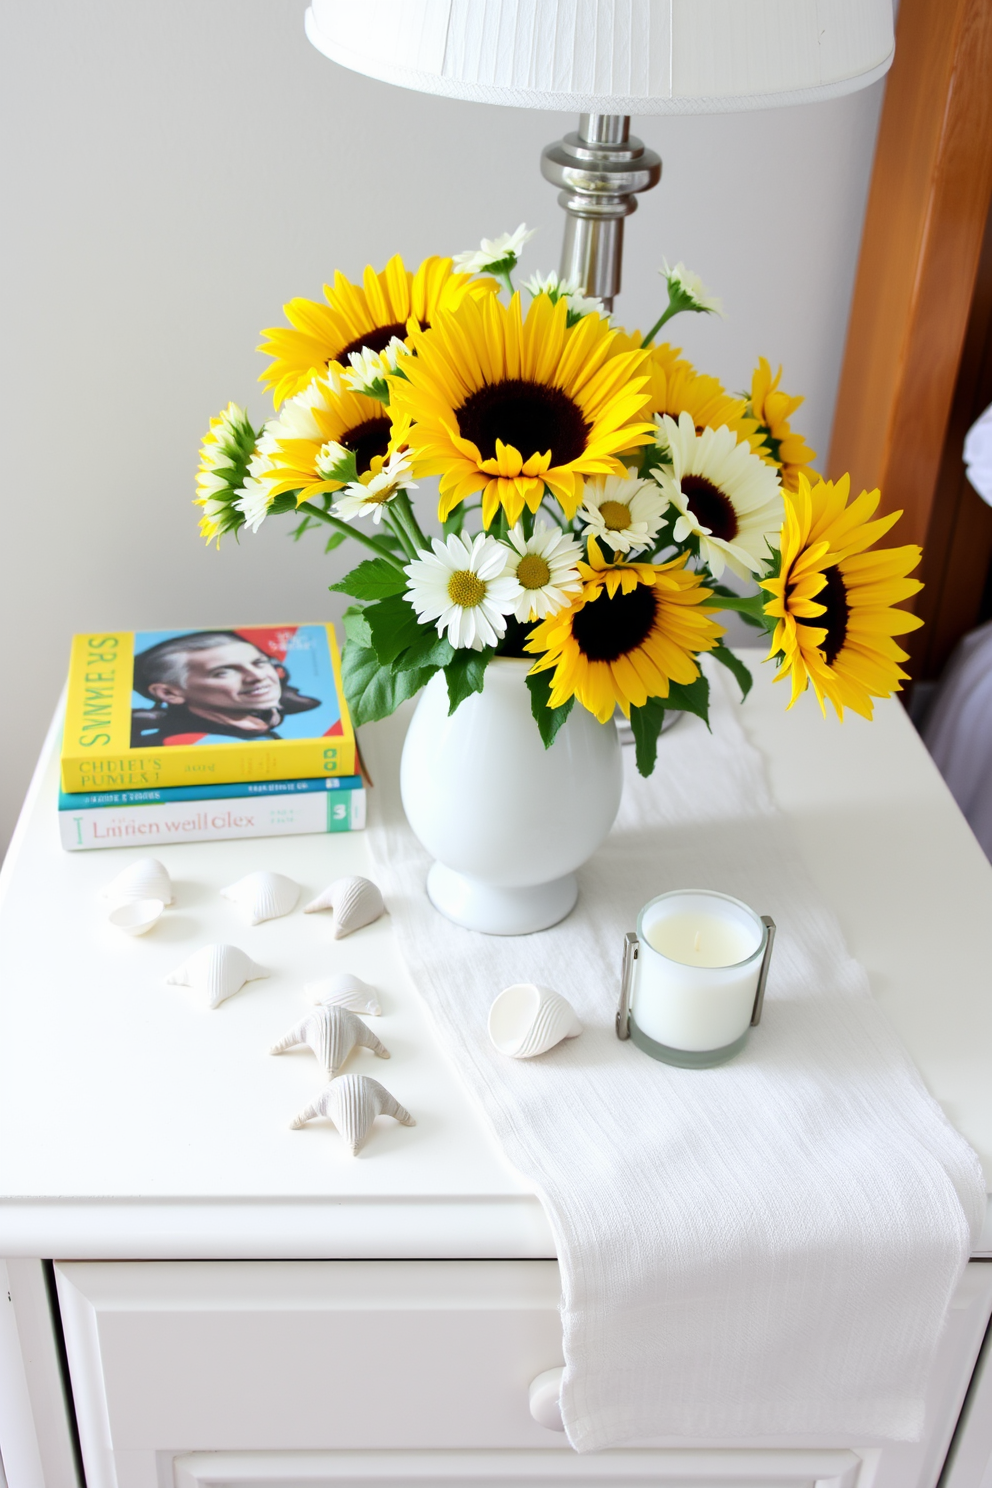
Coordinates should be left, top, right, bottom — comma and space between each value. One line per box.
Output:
337, 322, 411, 362
798, 564, 849, 666
456, 379, 591, 466
680, 475, 738, 542
572, 583, 658, 663
342, 417, 392, 475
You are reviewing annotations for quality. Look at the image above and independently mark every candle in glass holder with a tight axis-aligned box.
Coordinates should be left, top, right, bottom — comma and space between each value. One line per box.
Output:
626, 890, 772, 1067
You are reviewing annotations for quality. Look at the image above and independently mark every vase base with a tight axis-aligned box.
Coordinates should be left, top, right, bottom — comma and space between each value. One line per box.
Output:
426, 862, 578, 936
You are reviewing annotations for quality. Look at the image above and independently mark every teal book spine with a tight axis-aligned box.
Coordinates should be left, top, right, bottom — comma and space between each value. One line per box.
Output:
59, 775, 363, 811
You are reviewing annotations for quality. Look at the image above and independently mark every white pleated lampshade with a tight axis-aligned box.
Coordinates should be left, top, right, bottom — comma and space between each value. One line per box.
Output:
305, 0, 894, 114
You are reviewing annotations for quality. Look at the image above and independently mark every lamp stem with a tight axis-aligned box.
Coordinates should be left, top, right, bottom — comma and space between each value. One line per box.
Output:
541, 115, 661, 313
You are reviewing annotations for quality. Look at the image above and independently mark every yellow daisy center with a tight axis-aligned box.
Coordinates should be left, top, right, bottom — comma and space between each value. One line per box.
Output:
681, 475, 738, 540
797, 564, 850, 665
457, 379, 590, 464
448, 570, 485, 608
572, 584, 659, 661
599, 500, 632, 531
517, 554, 552, 591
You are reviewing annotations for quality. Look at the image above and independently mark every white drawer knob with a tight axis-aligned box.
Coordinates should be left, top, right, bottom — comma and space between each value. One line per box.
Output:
529, 1366, 565, 1431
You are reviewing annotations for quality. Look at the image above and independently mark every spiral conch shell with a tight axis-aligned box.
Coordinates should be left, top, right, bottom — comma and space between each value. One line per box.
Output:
269, 1006, 389, 1078
166, 944, 269, 1009
306, 972, 381, 1016
303, 876, 384, 938
291, 1074, 414, 1155
103, 857, 173, 906
488, 983, 582, 1059
221, 871, 299, 925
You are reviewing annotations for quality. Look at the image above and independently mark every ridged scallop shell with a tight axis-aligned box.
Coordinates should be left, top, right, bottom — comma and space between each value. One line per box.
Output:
305, 973, 381, 1016
166, 944, 269, 1009
269, 1006, 389, 1077
290, 1074, 415, 1155
488, 983, 582, 1059
108, 898, 165, 936
303, 876, 384, 938
103, 857, 173, 906
221, 871, 299, 925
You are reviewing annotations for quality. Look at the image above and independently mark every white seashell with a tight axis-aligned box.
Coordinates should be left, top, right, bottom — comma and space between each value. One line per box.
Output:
303, 876, 384, 938
306, 973, 381, 1016
166, 944, 269, 1009
221, 871, 299, 925
108, 898, 164, 937
291, 1074, 415, 1155
269, 1006, 389, 1077
488, 983, 582, 1059
103, 857, 173, 906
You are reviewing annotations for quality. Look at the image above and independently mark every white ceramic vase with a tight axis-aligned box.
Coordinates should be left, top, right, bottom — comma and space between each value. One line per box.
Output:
400, 658, 623, 935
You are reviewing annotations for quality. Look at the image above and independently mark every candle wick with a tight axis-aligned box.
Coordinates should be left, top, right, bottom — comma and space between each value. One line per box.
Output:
693, 930, 701, 953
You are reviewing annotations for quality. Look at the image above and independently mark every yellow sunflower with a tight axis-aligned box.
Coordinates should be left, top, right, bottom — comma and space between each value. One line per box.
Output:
610, 329, 759, 447
390, 292, 655, 527
760, 473, 923, 720
258, 255, 495, 407
525, 537, 723, 721
259, 368, 408, 508
749, 357, 816, 491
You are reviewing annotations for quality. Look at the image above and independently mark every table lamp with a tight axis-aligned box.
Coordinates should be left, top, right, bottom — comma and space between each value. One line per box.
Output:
304, 0, 894, 310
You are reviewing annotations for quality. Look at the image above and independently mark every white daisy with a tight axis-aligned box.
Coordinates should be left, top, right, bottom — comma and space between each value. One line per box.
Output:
578, 468, 669, 554
332, 449, 417, 524
453, 223, 535, 277
502, 523, 583, 621
524, 270, 608, 324
342, 336, 410, 401
234, 424, 281, 534
661, 259, 723, 317
405, 533, 519, 651
652, 411, 783, 580
315, 440, 356, 483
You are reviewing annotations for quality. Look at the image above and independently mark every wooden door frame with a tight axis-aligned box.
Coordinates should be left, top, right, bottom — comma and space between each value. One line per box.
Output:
828, 0, 992, 678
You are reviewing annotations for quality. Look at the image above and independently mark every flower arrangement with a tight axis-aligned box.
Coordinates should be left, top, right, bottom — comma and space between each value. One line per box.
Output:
195, 227, 924, 775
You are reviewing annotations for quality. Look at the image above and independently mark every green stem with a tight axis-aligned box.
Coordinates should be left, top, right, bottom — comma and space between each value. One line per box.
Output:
297, 502, 407, 572
391, 489, 429, 552
383, 509, 417, 561
641, 302, 678, 348
497, 267, 515, 299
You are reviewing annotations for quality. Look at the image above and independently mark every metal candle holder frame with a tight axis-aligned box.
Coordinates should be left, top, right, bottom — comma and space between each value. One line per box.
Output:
616, 916, 777, 1042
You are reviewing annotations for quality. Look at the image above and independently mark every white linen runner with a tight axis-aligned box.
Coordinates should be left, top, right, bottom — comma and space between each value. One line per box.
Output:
363, 668, 986, 1453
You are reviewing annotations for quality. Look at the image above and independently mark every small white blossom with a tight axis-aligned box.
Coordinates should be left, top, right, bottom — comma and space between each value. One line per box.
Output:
453, 223, 535, 276
661, 259, 723, 317
524, 270, 608, 323
578, 469, 669, 555
342, 336, 410, 401
405, 533, 518, 650
332, 449, 417, 524
501, 523, 583, 621
315, 440, 356, 483
234, 425, 281, 534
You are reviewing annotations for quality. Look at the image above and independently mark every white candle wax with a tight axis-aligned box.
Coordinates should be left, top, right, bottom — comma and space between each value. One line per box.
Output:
631, 891, 766, 1055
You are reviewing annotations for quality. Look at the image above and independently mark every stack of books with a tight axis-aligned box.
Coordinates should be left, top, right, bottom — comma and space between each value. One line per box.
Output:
59, 624, 364, 851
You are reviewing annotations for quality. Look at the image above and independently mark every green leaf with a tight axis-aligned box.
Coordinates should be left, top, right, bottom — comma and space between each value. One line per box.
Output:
341, 604, 372, 648
365, 593, 425, 666
706, 587, 770, 631
340, 641, 437, 728
525, 668, 575, 749
324, 531, 346, 554
711, 643, 753, 701
330, 557, 409, 601
394, 631, 455, 672
443, 648, 494, 714
269, 492, 301, 516
664, 673, 711, 727
628, 697, 667, 778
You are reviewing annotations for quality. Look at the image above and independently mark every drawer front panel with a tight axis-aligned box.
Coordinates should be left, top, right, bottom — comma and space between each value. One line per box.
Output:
56, 1260, 565, 1462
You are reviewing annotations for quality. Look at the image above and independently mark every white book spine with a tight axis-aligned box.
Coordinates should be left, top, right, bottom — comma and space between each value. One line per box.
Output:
59, 788, 366, 851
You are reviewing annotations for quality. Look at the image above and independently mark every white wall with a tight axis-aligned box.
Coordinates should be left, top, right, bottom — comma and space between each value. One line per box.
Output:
0, 0, 885, 857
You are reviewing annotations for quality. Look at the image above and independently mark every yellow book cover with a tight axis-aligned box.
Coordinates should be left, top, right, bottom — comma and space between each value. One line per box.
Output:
62, 624, 356, 792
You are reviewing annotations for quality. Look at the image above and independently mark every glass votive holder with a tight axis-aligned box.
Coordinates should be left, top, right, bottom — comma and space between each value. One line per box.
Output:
615, 890, 776, 1068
